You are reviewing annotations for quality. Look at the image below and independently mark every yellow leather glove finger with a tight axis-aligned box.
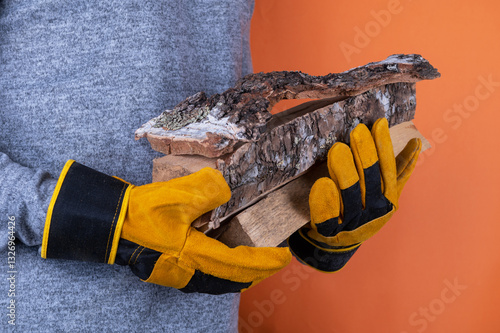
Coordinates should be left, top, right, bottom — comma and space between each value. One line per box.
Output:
395, 138, 422, 198
326, 142, 360, 219
309, 177, 340, 230
350, 122, 380, 209
371, 118, 422, 208
371, 118, 398, 207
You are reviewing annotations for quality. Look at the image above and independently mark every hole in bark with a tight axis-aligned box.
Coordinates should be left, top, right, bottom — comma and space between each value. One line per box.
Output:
267, 95, 350, 131
270, 99, 315, 115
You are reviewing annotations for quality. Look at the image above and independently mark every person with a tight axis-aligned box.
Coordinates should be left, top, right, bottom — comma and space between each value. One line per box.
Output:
1, 1, 270, 331
1, 1, 421, 331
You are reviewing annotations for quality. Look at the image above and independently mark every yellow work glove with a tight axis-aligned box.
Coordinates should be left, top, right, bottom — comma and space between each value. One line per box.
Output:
42, 161, 291, 294
288, 118, 421, 272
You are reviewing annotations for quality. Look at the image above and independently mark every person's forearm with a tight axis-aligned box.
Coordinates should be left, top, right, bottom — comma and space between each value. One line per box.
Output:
0, 153, 57, 249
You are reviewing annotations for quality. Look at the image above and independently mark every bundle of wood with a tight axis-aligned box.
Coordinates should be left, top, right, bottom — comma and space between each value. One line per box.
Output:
136, 54, 439, 247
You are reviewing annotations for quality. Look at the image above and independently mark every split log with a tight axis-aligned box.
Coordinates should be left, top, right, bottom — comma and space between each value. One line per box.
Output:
153, 82, 423, 230
142, 54, 440, 245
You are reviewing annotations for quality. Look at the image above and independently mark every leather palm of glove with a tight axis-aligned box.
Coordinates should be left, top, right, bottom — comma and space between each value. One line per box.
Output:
42, 162, 291, 294
288, 118, 422, 272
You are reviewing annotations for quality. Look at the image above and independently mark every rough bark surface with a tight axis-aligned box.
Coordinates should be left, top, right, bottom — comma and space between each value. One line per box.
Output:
209, 82, 417, 228
135, 54, 440, 158
144, 54, 440, 233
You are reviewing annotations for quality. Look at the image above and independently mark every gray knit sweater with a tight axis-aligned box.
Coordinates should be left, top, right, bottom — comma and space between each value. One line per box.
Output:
0, 0, 254, 331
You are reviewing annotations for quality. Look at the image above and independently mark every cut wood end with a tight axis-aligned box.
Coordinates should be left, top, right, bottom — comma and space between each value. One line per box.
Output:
390, 121, 431, 156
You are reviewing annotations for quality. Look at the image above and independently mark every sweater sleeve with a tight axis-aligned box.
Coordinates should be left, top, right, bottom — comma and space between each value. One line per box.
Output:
0, 153, 57, 249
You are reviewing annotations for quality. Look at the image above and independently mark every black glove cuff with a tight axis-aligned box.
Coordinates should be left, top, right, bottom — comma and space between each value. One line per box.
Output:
288, 230, 361, 272
41, 160, 132, 264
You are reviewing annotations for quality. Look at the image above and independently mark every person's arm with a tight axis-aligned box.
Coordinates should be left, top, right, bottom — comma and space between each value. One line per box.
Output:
0, 153, 57, 249
41, 159, 291, 294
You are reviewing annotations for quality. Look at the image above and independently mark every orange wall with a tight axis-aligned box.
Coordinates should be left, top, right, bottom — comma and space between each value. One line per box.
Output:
240, 1, 500, 332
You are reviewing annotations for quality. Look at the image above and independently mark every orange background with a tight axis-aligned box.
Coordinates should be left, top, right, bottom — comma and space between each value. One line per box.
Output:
240, 0, 500, 332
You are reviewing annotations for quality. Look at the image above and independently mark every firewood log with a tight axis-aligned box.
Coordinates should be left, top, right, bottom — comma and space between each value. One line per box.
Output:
138, 54, 440, 246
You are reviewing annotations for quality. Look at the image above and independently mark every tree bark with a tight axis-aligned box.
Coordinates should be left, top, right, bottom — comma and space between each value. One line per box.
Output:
136, 54, 440, 158
144, 54, 440, 242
